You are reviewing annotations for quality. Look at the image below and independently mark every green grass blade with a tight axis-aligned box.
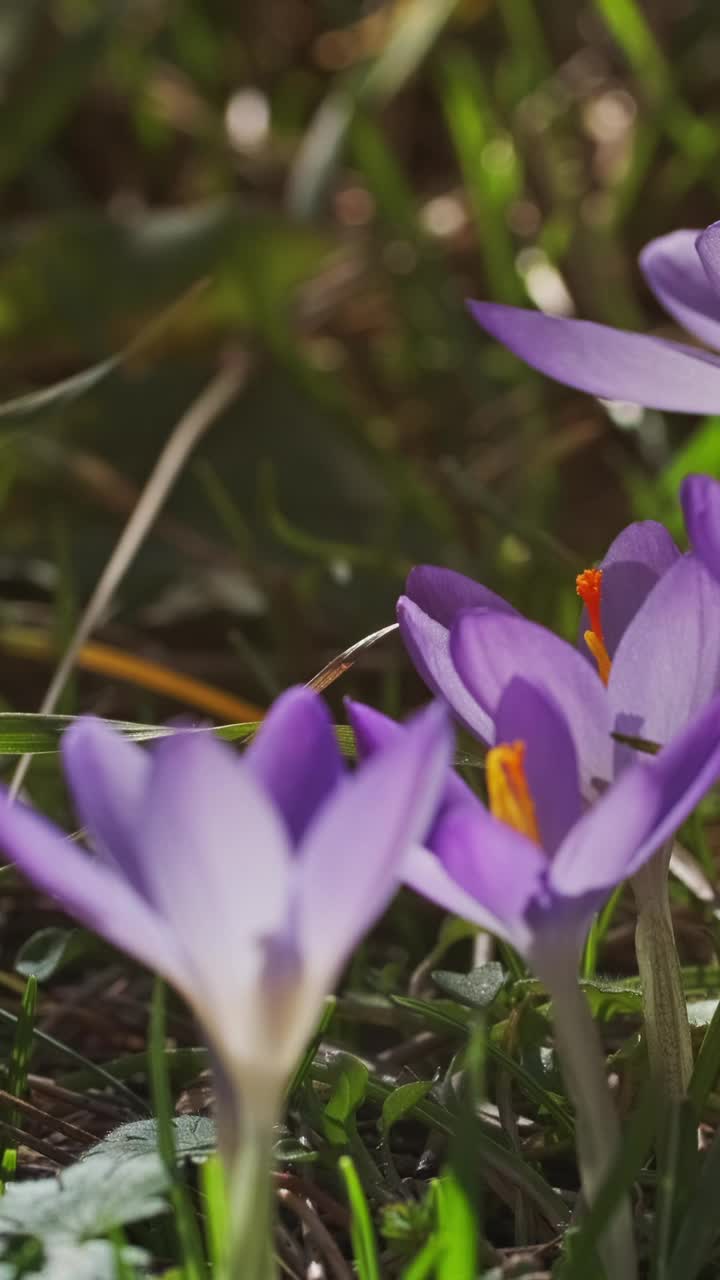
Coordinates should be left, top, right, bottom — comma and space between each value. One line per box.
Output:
339, 1153, 381, 1280
149, 980, 206, 1280
668, 1127, 720, 1280
559, 1088, 655, 1279
0, 975, 37, 1184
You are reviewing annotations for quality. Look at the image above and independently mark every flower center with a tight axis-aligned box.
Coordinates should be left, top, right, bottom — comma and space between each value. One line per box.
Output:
486, 740, 540, 844
576, 567, 612, 685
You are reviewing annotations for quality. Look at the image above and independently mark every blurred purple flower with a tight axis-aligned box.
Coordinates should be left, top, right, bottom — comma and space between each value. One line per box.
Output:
348, 680, 720, 966
0, 688, 452, 1132
469, 221, 720, 413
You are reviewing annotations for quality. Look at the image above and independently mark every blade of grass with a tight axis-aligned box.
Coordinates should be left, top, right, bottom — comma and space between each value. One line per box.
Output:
650, 1101, 699, 1280
288, 0, 460, 216
558, 1088, 655, 1279
8, 352, 250, 800
0, 975, 37, 1184
339, 1153, 381, 1280
0, 628, 264, 722
438, 45, 523, 302
0, 1004, 147, 1113
200, 1155, 229, 1276
149, 980, 206, 1280
667, 1125, 720, 1280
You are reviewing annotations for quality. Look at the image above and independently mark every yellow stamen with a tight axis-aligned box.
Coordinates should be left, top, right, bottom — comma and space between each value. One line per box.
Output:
486, 740, 540, 844
576, 567, 612, 685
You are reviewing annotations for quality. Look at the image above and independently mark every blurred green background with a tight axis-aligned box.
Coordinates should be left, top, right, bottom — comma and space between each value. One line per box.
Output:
1, 0, 719, 722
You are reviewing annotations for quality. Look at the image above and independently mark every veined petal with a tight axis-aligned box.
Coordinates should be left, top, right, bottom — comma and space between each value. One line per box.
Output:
468, 300, 720, 413
402, 842, 510, 939
62, 719, 151, 897
551, 691, 720, 896
428, 801, 547, 954
697, 221, 720, 296
494, 678, 582, 854
609, 554, 720, 746
243, 686, 344, 843
450, 611, 613, 792
640, 229, 720, 351
0, 793, 186, 984
405, 565, 517, 628
139, 732, 292, 987
345, 698, 473, 812
681, 474, 720, 584
296, 702, 453, 981
397, 597, 495, 742
577, 521, 681, 658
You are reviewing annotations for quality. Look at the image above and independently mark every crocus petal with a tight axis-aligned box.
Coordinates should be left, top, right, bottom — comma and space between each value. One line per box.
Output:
405, 565, 517, 628
697, 220, 720, 295
450, 611, 613, 790
62, 719, 151, 896
609, 554, 720, 746
139, 733, 292, 983
429, 801, 548, 953
0, 792, 185, 984
345, 698, 472, 811
640, 229, 720, 352
681, 474, 720, 584
397, 597, 495, 742
296, 702, 453, 980
243, 686, 343, 843
578, 520, 681, 658
494, 678, 582, 854
402, 842, 509, 939
468, 300, 720, 413
551, 691, 720, 896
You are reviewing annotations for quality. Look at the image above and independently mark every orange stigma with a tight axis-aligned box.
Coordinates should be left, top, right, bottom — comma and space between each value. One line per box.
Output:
576, 567, 612, 685
486, 740, 540, 844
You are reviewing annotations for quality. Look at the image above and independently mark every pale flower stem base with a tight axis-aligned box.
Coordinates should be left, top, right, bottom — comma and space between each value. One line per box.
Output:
540, 958, 637, 1280
223, 1121, 277, 1280
631, 844, 693, 1102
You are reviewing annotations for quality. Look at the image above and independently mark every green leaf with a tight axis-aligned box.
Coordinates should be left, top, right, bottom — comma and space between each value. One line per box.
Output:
431, 963, 506, 1010
380, 1082, 433, 1135
0, 1239, 147, 1280
579, 977, 644, 1018
86, 1116, 216, 1165
15, 928, 91, 982
322, 1054, 369, 1147
0, 1154, 167, 1239
687, 999, 720, 1027
689, 996, 720, 1110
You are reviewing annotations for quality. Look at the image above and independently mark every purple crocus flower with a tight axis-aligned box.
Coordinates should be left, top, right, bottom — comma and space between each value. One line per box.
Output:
348, 678, 720, 967
0, 687, 452, 1143
397, 529, 720, 1108
469, 221, 720, 412
398, 513, 720, 793
350, 680, 720, 1280
682, 472, 720, 585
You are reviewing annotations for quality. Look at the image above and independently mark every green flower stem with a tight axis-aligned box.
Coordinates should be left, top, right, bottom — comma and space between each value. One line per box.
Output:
538, 952, 637, 1280
631, 844, 692, 1102
213, 1066, 280, 1280
224, 1114, 277, 1280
